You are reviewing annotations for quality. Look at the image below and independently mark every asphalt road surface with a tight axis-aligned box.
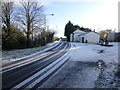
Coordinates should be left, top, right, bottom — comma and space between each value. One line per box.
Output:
2, 41, 70, 89
39, 60, 100, 88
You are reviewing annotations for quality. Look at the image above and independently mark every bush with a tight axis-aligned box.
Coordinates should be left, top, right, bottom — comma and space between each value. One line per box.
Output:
2, 26, 27, 50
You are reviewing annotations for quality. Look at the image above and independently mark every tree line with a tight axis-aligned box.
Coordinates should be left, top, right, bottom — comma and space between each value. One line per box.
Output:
1, 1, 55, 50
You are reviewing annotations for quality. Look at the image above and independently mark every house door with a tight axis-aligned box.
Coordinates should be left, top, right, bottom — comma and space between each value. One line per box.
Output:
82, 37, 84, 43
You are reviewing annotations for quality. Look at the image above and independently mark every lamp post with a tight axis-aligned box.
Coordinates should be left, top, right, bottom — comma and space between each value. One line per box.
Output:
45, 14, 54, 31
44, 14, 54, 44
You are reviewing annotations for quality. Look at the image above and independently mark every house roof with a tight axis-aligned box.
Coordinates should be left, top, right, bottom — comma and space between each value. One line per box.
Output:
85, 31, 99, 35
71, 30, 99, 36
78, 33, 88, 36
73, 29, 85, 34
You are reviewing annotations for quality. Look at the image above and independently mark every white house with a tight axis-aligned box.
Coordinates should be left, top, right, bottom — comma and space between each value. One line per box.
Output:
70, 29, 100, 43
70, 30, 86, 42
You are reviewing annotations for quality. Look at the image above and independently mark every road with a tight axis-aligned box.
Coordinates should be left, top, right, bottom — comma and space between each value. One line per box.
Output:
2, 41, 70, 89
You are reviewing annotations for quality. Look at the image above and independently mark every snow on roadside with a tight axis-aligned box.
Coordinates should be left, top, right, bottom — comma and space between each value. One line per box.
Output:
95, 62, 119, 88
2, 42, 58, 62
68, 43, 98, 62
68, 42, 118, 64
47, 42, 57, 46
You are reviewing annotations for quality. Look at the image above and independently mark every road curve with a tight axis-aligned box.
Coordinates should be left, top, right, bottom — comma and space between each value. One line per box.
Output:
2, 41, 70, 89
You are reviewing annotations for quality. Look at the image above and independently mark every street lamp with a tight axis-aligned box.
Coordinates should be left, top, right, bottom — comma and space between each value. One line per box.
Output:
44, 14, 54, 44
45, 14, 54, 31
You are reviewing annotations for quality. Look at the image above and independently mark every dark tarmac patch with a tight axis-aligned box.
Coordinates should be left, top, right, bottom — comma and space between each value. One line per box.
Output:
39, 61, 100, 88
75, 61, 98, 67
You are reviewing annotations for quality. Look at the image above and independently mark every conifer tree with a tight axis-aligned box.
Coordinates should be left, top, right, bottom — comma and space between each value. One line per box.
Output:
64, 21, 74, 42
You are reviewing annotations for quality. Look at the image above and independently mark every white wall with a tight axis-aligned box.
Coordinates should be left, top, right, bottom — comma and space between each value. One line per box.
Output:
70, 34, 73, 42
74, 34, 80, 42
79, 35, 85, 43
84, 32, 100, 43
70, 33, 80, 42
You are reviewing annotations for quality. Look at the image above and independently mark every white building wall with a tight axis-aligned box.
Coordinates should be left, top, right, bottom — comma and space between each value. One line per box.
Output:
84, 32, 100, 43
74, 34, 80, 42
79, 37, 82, 42
79, 35, 85, 43
70, 34, 73, 42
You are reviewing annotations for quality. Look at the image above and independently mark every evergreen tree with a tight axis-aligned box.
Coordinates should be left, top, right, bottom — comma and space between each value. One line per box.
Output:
64, 21, 74, 42
80, 26, 91, 32
73, 25, 80, 30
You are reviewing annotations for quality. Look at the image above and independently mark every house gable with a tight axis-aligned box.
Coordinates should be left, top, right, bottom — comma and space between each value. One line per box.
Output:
70, 30, 100, 43
85, 31, 99, 35
73, 29, 86, 34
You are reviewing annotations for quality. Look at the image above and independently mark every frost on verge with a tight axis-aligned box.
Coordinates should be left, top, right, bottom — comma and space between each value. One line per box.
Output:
95, 62, 120, 88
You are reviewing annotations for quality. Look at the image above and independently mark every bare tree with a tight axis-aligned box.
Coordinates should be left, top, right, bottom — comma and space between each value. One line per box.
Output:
16, 1, 44, 47
1, 2, 14, 37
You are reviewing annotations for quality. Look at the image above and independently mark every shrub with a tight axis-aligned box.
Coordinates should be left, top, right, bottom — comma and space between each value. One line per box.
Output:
2, 26, 27, 50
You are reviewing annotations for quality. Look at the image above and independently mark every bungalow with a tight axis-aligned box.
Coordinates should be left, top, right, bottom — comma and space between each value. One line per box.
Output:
70, 29, 100, 43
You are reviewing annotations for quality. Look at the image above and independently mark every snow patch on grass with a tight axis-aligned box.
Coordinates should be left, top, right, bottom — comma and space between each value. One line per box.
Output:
2, 42, 57, 61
